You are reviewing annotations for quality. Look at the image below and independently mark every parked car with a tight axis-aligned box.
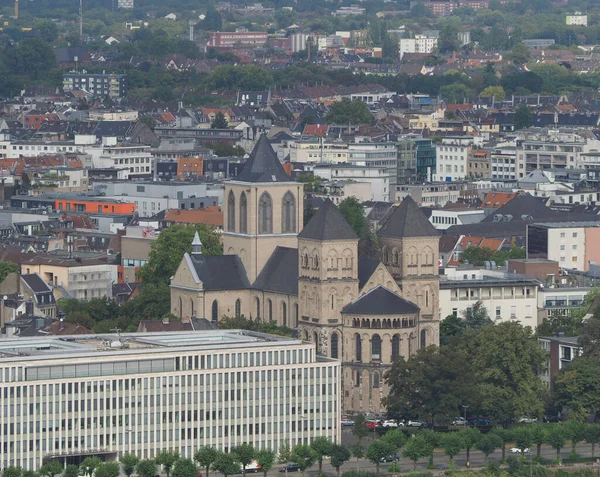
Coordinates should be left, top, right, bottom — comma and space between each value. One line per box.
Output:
244, 462, 262, 474
279, 464, 300, 473
544, 415, 560, 423
452, 417, 468, 426
382, 420, 401, 428
519, 417, 538, 424
510, 448, 531, 454
407, 420, 425, 427
341, 418, 355, 427
470, 418, 491, 426
365, 419, 380, 428
380, 455, 400, 463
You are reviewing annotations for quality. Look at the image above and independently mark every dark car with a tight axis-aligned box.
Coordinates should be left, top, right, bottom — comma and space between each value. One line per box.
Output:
380, 455, 400, 463
469, 418, 491, 426
544, 415, 560, 423
279, 464, 300, 473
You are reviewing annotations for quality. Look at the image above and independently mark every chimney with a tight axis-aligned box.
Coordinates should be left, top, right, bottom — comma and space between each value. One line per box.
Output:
182, 315, 191, 324
162, 317, 170, 325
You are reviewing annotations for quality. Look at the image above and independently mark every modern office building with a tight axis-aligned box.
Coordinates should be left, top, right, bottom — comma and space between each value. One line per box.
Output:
0, 330, 341, 471
397, 138, 436, 184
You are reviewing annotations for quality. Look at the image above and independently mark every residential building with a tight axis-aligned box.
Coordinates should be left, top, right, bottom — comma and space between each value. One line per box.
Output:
439, 267, 539, 328
434, 136, 474, 182
0, 141, 85, 158
396, 182, 464, 207
313, 181, 372, 205
522, 39, 555, 48
527, 222, 600, 272
314, 164, 392, 202
62, 72, 127, 99
397, 138, 436, 183
490, 147, 517, 180
566, 13, 588, 26
289, 141, 349, 164
0, 330, 341, 470
207, 31, 268, 48
538, 287, 588, 325
120, 226, 158, 283
85, 142, 153, 177
10, 194, 136, 215
468, 150, 490, 179
348, 142, 397, 199
399, 35, 438, 57
539, 335, 581, 389
516, 132, 587, 177
429, 208, 485, 231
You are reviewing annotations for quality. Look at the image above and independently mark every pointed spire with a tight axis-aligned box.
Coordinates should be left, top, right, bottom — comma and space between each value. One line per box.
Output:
378, 196, 439, 238
191, 231, 203, 255
298, 199, 358, 241
235, 134, 292, 183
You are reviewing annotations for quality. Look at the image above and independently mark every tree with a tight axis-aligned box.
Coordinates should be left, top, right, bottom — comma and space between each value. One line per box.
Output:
553, 358, 600, 421
440, 314, 467, 345
63, 466, 79, 477
202, 7, 222, 30
195, 447, 219, 477
584, 424, 600, 458
564, 420, 586, 456
442, 433, 464, 462
211, 142, 246, 157
477, 433, 503, 463
438, 22, 460, 53
94, 463, 120, 477
211, 112, 229, 129
233, 444, 255, 477
329, 444, 351, 477
509, 43, 532, 65
34, 19, 59, 43
138, 224, 223, 286
384, 345, 473, 426
0, 260, 18, 284
291, 445, 317, 477
366, 439, 397, 474
3, 467, 22, 477
278, 441, 292, 468
212, 452, 240, 477
403, 434, 432, 471
464, 322, 547, 424
310, 437, 332, 472
421, 430, 442, 467
513, 427, 533, 456
514, 104, 534, 130
458, 427, 481, 465
338, 197, 369, 238
352, 414, 370, 443
490, 427, 512, 461
461, 301, 493, 328
137, 460, 158, 477
326, 98, 372, 125
546, 423, 567, 461
156, 451, 180, 477
382, 429, 407, 450
172, 459, 197, 477
39, 462, 62, 477
255, 449, 276, 477
530, 424, 546, 458
121, 454, 140, 477
480, 86, 506, 102
350, 443, 364, 470
80, 457, 102, 477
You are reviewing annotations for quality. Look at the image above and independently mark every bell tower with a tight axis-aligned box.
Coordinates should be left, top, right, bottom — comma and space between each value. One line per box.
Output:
224, 134, 303, 282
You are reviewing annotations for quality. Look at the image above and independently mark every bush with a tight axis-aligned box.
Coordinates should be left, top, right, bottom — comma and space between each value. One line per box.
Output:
341, 472, 379, 477
406, 472, 433, 477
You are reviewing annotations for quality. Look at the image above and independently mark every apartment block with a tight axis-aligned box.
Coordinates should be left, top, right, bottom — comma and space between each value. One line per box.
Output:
62, 73, 126, 99
434, 136, 474, 182
0, 331, 340, 470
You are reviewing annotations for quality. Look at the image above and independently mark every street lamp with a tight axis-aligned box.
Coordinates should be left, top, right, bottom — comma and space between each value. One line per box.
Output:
462, 405, 469, 427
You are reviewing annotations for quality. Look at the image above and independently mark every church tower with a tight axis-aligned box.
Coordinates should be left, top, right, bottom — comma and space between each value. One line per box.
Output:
297, 199, 359, 356
224, 135, 303, 282
377, 196, 441, 346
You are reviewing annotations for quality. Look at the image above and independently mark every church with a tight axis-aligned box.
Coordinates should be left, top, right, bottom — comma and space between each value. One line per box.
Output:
170, 134, 441, 414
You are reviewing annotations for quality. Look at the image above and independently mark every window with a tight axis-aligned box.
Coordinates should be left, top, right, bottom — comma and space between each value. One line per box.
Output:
281, 191, 296, 233
294, 304, 299, 327
235, 299, 241, 318
573, 232, 578, 238
371, 334, 381, 361
496, 306, 501, 318
420, 329, 427, 348
573, 256, 578, 262
281, 302, 287, 327
255, 297, 260, 320
510, 305, 516, 318
373, 371, 380, 388
267, 299, 272, 321
391, 335, 400, 361
211, 300, 219, 323
227, 191, 235, 232
560, 232, 565, 238
355, 334, 362, 362
572, 245, 577, 250
258, 192, 273, 234
239, 192, 247, 234
330, 333, 339, 359
560, 245, 565, 250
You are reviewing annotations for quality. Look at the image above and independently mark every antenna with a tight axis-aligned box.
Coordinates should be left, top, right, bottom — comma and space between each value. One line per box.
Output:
79, 0, 83, 40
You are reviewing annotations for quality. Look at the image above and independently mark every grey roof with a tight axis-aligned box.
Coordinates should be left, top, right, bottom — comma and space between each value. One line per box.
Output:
190, 255, 250, 290
378, 195, 439, 238
298, 199, 358, 241
341, 286, 420, 315
21, 274, 51, 294
235, 134, 292, 183
480, 194, 557, 222
253, 246, 298, 295
358, 257, 380, 290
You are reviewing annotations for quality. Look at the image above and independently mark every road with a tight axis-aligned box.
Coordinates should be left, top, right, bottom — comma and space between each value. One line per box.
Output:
259, 437, 600, 477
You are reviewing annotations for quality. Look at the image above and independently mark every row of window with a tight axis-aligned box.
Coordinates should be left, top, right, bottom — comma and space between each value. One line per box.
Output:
227, 190, 296, 235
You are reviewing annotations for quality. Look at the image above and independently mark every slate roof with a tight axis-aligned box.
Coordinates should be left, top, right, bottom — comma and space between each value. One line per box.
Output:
252, 246, 298, 295
21, 273, 51, 294
341, 286, 420, 315
298, 199, 358, 241
189, 254, 250, 290
378, 196, 439, 238
358, 257, 380, 290
480, 194, 557, 222
235, 134, 292, 183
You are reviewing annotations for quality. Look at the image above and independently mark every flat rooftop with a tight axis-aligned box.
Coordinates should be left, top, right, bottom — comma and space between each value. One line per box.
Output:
0, 330, 304, 363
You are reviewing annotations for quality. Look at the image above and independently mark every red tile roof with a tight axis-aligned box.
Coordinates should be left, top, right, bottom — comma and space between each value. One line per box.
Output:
480, 191, 517, 209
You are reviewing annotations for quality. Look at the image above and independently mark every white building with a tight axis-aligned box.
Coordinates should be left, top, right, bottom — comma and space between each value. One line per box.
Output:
0, 141, 85, 158
314, 164, 392, 202
429, 208, 485, 230
85, 141, 153, 176
490, 147, 517, 180
0, 330, 340, 470
566, 13, 588, 26
399, 35, 438, 57
439, 268, 539, 328
434, 136, 474, 182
